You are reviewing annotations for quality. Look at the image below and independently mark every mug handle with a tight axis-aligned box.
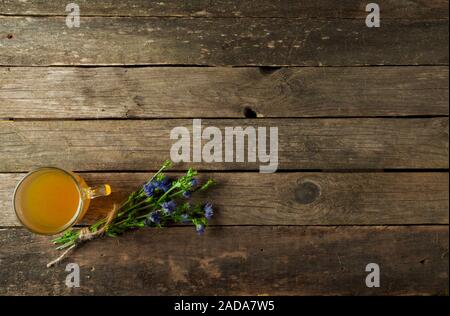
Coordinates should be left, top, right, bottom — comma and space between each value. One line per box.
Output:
86, 184, 111, 199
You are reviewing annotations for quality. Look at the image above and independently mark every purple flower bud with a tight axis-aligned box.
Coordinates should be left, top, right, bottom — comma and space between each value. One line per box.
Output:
204, 203, 214, 219
162, 200, 177, 215
146, 211, 161, 225
196, 224, 205, 235
154, 176, 171, 192
143, 182, 155, 197
182, 191, 192, 199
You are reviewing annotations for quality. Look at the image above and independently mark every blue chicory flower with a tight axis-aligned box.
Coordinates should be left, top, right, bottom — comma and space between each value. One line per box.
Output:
145, 211, 161, 226
190, 178, 198, 187
155, 176, 171, 192
204, 203, 214, 219
162, 200, 177, 215
182, 190, 192, 199
196, 223, 205, 235
143, 182, 155, 197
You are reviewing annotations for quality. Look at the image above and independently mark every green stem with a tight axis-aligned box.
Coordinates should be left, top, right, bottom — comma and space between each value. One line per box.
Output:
85, 193, 154, 236
169, 189, 186, 200
144, 160, 171, 186
117, 196, 151, 216
114, 204, 156, 226
157, 183, 181, 203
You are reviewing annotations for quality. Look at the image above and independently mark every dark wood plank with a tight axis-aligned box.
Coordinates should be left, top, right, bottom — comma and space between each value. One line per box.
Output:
0, 0, 448, 19
1, 17, 447, 66
0, 118, 447, 172
0, 226, 447, 295
1, 172, 447, 227
1, 66, 448, 118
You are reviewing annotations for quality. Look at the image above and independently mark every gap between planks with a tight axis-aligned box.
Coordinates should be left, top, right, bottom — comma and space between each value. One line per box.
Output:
1, 14, 449, 20
3, 116, 449, 121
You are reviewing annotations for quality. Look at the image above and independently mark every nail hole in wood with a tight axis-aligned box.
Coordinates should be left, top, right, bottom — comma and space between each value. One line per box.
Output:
243, 106, 257, 118
295, 181, 321, 204
259, 66, 281, 75
6, 34, 14, 39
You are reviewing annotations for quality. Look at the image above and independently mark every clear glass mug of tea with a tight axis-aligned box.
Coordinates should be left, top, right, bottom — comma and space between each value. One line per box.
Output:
13, 167, 111, 235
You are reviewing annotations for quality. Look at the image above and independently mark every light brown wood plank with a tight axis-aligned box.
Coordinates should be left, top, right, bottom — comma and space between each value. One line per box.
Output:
0, 0, 448, 19
1, 172, 448, 227
0, 17, 447, 66
1, 66, 448, 119
0, 226, 447, 295
0, 118, 447, 172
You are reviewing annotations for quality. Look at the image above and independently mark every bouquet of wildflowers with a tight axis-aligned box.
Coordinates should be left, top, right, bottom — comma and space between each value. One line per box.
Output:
47, 161, 215, 267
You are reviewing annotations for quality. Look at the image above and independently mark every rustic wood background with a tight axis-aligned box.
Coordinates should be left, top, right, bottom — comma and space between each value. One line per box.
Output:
0, 0, 448, 296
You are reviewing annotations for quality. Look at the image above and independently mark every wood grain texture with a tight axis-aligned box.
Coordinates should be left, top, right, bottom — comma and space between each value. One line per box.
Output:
0, 118, 447, 172
0, 0, 448, 19
1, 172, 448, 227
0, 226, 447, 295
0, 0, 448, 298
1, 66, 448, 119
1, 17, 448, 66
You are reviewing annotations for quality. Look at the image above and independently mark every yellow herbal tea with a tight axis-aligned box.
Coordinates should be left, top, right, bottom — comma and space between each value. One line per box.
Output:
14, 167, 110, 235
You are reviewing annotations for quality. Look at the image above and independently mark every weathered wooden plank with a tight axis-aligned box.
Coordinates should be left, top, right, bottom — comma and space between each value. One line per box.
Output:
1, 66, 448, 119
1, 17, 447, 66
1, 172, 447, 227
0, 226, 447, 295
0, 118, 447, 171
0, 0, 448, 19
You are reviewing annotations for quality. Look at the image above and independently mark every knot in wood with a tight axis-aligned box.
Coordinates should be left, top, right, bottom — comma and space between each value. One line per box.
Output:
295, 181, 321, 204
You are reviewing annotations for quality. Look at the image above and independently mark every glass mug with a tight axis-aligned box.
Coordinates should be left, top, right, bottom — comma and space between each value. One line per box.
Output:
13, 167, 111, 235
